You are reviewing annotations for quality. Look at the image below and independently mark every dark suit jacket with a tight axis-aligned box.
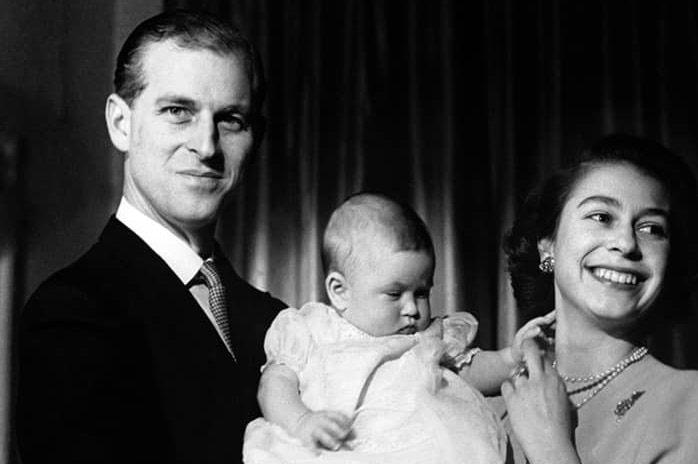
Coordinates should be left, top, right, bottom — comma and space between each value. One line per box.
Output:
16, 217, 286, 464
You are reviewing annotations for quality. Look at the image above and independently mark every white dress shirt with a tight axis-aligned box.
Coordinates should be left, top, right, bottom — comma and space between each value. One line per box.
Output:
115, 197, 231, 351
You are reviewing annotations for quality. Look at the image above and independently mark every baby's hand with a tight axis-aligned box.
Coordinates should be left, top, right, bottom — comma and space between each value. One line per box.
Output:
294, 410, 352, 452
510, 311, 555, 365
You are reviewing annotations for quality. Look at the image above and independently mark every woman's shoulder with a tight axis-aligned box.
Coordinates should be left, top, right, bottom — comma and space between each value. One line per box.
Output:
633, 356, 698, 462
644, 355, 698, 391
639, 356, 698, 427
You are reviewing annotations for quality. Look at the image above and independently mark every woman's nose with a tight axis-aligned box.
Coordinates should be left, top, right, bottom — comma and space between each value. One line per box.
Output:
608, 225, 640, 258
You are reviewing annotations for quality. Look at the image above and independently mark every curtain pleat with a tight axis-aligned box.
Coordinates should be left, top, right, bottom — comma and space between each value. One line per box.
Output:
485, 0, 519, 348
439, 1, 459, 316
169, 0, 698, 366
406, 1, 426, 215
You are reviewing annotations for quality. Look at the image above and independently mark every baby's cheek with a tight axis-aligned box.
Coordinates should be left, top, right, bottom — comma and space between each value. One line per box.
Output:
417, 316, 432, 332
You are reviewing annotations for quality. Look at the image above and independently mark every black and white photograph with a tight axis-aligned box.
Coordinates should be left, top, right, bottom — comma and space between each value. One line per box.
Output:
2, 1, 698, 463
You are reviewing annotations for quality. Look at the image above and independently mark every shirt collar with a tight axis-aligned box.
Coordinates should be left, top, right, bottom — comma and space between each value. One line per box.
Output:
115, 197, 204, 285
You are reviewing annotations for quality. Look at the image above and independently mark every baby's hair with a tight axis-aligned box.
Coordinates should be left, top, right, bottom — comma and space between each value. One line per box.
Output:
322, 192, 435, 278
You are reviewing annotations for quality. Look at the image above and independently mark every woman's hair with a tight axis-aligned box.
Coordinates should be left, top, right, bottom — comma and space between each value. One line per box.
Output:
504, 134, 698, 329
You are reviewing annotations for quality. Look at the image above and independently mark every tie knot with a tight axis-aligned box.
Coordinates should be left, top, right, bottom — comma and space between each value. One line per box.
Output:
199, 260, 222, 289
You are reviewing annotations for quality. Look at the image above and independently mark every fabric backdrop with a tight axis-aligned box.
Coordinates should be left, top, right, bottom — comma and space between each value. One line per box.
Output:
167, 0, 698, 367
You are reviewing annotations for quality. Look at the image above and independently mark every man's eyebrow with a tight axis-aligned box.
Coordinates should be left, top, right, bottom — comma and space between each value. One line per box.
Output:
219, 102, 251, 114
154, 95, 197, 107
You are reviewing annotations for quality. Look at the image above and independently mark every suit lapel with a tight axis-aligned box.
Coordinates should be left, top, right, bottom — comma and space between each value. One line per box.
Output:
98, 217, 236, 364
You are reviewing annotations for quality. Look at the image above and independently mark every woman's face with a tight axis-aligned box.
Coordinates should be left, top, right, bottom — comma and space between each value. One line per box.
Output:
540, 162, 671, 329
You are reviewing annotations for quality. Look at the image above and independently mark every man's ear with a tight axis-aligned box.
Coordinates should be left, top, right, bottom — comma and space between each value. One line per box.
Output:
325, 271, 349, 311
105, 93, 131, 152
537, 237, 554, 260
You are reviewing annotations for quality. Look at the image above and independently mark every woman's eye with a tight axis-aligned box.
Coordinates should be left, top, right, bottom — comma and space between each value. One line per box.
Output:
588, 212, 611, 224
637, 223, 668, 238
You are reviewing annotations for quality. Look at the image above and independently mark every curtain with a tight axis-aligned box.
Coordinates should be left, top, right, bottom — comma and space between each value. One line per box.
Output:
0, 134, 20, 464
168, 0, 698, 367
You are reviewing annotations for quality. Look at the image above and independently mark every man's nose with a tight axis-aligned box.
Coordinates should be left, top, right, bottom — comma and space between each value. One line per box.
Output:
188, 116, 218, 159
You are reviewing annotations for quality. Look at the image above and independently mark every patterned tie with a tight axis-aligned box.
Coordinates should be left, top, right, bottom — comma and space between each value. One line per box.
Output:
199, 260, 236, 361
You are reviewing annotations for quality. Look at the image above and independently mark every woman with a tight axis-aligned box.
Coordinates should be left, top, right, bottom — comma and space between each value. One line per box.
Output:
499, 134, 698, 463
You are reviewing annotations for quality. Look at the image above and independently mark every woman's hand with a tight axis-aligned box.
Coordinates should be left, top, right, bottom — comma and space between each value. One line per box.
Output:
293, 409, 352, 452
501, 339, 581, 464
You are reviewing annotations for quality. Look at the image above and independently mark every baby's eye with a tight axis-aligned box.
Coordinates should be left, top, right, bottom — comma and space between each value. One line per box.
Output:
415, 289, 432, 299
384, 291, 402, 300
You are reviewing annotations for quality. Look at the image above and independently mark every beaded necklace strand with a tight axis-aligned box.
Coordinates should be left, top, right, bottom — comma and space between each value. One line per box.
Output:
553, 346, 648, 409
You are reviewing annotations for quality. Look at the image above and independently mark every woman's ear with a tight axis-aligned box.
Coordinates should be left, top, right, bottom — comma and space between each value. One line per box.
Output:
325, 271, 349, 311
105, 93, 131, 152
537, 237, 554, 260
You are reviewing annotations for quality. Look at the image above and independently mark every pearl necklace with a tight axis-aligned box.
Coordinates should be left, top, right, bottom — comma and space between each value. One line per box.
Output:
553, 346, 648, 409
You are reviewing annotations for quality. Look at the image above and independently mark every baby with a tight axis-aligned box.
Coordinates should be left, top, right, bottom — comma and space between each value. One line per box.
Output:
243, 193, 552, 464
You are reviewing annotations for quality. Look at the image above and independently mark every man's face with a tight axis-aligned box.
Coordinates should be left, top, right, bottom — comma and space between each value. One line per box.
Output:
118, 40, 255, 237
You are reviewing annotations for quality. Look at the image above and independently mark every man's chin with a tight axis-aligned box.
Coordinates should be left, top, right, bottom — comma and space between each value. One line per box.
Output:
170, 207, 221, 231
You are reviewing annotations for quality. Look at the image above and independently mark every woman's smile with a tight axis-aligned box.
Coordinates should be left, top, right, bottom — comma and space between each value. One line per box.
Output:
587, 266, 647, 287
541, 162, 670, 322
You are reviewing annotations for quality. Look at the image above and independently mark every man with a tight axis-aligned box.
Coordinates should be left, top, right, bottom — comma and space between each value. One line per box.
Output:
16, 10, 285, 464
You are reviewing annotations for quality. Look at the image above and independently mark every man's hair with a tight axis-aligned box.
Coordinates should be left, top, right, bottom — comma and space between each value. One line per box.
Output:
322, 193, 435, 277
114, 9, 266, 112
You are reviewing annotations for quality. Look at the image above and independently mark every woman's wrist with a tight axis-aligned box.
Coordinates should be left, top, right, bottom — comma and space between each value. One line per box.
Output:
525, 442, 581, 464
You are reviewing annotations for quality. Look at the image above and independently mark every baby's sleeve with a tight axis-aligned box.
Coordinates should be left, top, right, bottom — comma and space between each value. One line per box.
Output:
262, 308, 314, 376
442, 311, 479, 350
441, 311, 481, 370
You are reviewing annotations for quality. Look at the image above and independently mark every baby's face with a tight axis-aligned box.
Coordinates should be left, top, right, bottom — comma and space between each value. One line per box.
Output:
342, 246, 434, 337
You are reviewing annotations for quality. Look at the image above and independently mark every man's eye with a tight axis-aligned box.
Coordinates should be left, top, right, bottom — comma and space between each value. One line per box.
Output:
162, 106, 191, 122
219, 114, 249, 133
